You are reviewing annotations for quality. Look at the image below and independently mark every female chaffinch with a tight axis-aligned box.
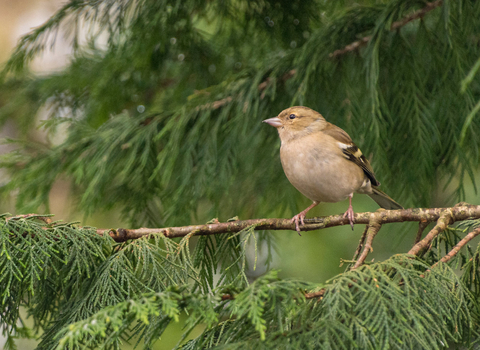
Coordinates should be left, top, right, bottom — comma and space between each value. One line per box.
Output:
264, 106, 403, 234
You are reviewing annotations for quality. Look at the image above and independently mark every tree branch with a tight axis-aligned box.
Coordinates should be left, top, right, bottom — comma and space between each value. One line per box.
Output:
352, 225, 369, 262
414, 219, 430, 244
97, 205, 480, 242
407, 209, 454, 256
351, 213, 382, 269
431, 227, 480, 267
6, 213, 53, 224
304, 289, 326, 300
329, 0, 443, 58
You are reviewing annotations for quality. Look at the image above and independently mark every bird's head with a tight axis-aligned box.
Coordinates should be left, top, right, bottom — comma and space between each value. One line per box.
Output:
263, 106, 327, 142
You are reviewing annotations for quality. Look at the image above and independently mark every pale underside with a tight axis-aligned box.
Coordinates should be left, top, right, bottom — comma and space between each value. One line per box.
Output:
280, 132, 372, 203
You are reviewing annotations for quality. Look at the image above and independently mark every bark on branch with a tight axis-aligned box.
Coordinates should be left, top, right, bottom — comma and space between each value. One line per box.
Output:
351, 213, 382, 269
407, 209, 454, 256
98, 205, 480, 242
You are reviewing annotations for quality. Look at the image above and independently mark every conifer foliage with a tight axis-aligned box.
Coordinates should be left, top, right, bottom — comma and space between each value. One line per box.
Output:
1, 214, 480, 349
1, 0, 480, 349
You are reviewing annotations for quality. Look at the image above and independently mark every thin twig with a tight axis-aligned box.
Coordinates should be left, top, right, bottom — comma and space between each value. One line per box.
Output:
431, 227, 480, 268
390, 0, 443, 30
408, 210, 454, 256
197, 69, 297, 110
352, 214, 382, 269
305, 289, 326, 299
330, 0, 443, 58
414, 220, 430, 244
223, 288, 326, 301
5, 213, 53, 224
329, 36, 372, 58
352, 225, 369, 261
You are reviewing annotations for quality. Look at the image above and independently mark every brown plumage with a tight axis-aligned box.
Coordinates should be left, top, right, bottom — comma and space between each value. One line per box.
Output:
263, 106, 402, 234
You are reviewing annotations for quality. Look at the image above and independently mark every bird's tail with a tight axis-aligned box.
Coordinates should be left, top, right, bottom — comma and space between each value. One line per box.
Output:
368, 187, 403, 210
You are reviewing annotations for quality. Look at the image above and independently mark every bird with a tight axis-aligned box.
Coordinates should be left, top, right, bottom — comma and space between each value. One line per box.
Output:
263, 106, 403, 234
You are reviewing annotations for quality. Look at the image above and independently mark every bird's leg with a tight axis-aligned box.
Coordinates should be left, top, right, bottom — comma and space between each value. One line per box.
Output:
291, 201, 319, 235
343, 194, 355, 230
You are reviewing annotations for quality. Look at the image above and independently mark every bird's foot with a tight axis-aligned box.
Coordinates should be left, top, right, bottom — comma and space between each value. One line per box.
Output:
291, 202, 319, 236
291, 213, 305, 236
343, 205, 355, 230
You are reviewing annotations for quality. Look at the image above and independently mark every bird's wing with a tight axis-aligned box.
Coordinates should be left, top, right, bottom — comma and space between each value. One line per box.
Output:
322, 123, 380, 186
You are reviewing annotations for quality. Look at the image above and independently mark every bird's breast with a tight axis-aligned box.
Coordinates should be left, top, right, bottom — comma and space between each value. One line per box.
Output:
279, 135, 365, 203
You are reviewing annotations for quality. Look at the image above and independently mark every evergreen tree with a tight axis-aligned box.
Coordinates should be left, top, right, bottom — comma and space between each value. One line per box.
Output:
1, 0, 480, 348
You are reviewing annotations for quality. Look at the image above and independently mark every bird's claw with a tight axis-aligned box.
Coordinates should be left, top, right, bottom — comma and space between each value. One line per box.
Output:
291, 214, 304, 236
291, 202, 319, 236
343, 206, 355, 230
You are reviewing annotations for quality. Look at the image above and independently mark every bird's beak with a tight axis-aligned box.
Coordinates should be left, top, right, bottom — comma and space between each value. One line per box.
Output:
262, 117, 283, 128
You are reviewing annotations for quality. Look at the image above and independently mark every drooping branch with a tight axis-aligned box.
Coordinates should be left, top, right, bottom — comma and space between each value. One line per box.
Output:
329, 0, 443, 58
197, 0, 444, 109
390, 0, 443, 31
97, 205, 480, 242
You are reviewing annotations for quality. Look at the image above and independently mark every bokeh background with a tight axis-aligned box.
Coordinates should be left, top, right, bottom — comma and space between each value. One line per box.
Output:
0, 2, 126, 348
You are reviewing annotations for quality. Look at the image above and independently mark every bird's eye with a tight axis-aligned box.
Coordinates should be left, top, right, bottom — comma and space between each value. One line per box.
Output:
289, 114, 296, 119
